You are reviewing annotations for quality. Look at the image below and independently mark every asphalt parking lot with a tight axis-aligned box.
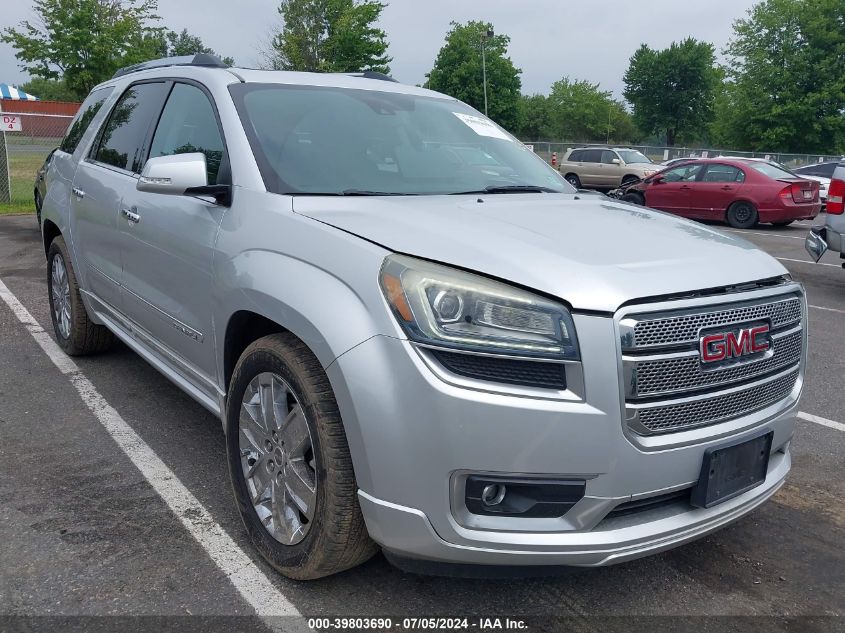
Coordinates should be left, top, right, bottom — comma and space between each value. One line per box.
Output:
0, 212, 842, 631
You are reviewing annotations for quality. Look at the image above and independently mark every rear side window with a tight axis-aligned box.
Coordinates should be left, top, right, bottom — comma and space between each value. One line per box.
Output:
59, 87, 112, 155
581, 149, 602, 163
93, 82, 169, 173
568, 150, 583, 161
149, 83, 225, 184
702, 164, 745, 183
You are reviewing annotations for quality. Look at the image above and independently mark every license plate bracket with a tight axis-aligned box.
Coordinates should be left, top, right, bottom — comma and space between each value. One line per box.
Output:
691, 431, 773, 509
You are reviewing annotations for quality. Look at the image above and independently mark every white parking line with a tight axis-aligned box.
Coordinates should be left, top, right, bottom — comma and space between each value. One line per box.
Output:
776, 256, 841, 268
798, 412, 845, 433
723, 229, 807, 240
809, 304, 845, 315
0, 277, 301, 620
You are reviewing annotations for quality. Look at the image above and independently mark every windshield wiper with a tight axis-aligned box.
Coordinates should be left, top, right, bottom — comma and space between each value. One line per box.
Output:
339, 189, 419, 196
451, 185, 559, 195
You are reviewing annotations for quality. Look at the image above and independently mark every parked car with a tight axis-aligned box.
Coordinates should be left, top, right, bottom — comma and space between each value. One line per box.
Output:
34, 147, 57, 227
558, 147, 658, 189
806, 161, 845, 266
617, 158, 821, 228
718, 157, 829, 208
40, 55, 806, 579
793, 162, 839, 209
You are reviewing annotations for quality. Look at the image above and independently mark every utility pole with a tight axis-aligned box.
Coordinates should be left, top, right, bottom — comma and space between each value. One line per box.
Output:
481, 28, 494, 116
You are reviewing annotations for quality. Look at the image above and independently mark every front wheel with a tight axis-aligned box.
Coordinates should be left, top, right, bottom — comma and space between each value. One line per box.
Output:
564, 173, 581, 189
226, 333, 377, 580
621, 192, 644, 206
726, 201, 758, 229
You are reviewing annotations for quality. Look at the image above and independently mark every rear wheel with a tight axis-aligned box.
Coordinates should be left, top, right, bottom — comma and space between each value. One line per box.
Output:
226, 333, 377, 580
771, 220, 794, 227
564, 173, 581, 189
46, 236, 114, 355
726, 201, 758, 229
621, 192, 644, 206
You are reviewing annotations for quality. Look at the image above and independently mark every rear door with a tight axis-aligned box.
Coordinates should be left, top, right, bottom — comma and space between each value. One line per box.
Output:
690, 163, 746, 218
644, 163, 702, 215
118, 81, 228, 385
71, 82, 169, 311
579, 149, 604, 186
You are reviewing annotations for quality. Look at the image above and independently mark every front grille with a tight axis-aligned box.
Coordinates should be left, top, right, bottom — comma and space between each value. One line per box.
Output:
634, 369, 799, 433
631, 327, 802, 398
430, 349, 567, 390
619, 291, 804, 435
627, 297, 802, 349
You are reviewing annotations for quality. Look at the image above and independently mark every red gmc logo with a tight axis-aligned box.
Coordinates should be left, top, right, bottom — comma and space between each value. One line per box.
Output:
700, 324, 771, 364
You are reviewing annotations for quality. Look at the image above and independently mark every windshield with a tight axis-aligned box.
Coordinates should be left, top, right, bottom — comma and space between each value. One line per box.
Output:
230, 83, 572, 195
741, 161, 797, 179
617, 150, 651, 164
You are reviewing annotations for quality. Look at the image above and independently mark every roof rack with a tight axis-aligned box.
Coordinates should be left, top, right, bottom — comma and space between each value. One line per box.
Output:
349, 71, 399, 83
112, 54, 228, 79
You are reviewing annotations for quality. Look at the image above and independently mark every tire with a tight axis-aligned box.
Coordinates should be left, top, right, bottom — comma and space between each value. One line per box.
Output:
771, 220, 794, 227
34, 189, 42, 227
621, 192, 644, 205
564, 173, 581, 189
226, 333, 377, 580
621, 176, 640, 186
726, 201, 758, 229
46, 236, 115, 356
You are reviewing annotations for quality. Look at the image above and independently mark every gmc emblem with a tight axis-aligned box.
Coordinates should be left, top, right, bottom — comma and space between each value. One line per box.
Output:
700, 324, 771, 364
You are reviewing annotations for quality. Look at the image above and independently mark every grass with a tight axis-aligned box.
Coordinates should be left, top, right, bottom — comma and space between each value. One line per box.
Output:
0, 151, 47, 215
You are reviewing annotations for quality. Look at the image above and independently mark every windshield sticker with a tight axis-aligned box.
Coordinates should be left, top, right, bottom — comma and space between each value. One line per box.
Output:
452, 112, 513, 141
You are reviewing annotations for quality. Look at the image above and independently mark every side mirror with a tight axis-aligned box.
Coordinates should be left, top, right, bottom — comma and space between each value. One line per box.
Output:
137, 153, 232, 205
612, 158, 622, 165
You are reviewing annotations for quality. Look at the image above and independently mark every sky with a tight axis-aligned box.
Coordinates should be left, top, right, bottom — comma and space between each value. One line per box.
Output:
0, 0, 760, 99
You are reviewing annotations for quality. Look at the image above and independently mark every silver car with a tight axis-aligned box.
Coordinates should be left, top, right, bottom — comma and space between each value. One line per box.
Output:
40, 55, 806, 579
806, 161, 845, 265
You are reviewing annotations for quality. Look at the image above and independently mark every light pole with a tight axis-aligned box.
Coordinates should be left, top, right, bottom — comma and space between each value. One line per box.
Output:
481, 28, 494, 116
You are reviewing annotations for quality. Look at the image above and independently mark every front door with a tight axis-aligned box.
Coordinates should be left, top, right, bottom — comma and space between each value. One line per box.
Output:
119, 82, 228, 385
645, 163, 703, 215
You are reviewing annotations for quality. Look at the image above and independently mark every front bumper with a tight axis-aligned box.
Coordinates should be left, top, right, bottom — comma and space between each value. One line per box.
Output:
326, 312, 799, 568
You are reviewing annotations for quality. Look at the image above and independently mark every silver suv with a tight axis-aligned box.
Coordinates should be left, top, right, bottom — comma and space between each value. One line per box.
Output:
806, 161, 844, 267
41, 55, 806, 579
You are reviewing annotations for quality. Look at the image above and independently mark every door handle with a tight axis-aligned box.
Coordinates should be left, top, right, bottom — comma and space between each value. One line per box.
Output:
121, 207, 141, 224
680, 185, 692, 190
721, 186, 733, 191
72, 187, 85, 199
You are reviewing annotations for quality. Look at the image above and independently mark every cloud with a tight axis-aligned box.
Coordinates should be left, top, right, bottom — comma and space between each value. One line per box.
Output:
0, 0, 756, 99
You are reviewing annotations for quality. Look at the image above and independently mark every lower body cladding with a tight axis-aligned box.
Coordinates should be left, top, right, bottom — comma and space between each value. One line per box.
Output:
326, 313, 799, 569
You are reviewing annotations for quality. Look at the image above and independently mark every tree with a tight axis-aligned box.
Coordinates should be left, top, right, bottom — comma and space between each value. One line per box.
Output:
158, 29, 234, 66
515, 94, 552, 141
548, 77, 636, 143
18, 77, 78, 102
623, 38, 718, 146
717, 0, 845, 153
269, 0, 391, 73
1, 0, 164, 100
427, 21, 522, 131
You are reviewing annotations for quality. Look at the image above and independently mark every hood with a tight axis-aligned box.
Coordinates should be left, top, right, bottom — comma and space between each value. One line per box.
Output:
293, 194, 787, 313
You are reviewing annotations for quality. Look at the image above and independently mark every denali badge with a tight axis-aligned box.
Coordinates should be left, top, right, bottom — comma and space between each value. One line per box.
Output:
700, 324, 771, 364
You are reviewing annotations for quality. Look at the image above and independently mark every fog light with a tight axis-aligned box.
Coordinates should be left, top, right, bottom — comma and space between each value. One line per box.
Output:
481, 483, 507, 507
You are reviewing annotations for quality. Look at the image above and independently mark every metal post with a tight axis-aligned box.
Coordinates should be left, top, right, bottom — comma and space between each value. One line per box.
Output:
481, 38, 488, 116
0, 101, 9, 204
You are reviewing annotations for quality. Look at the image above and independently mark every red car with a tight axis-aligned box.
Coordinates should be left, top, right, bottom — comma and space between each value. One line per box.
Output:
619, 158, 821, 228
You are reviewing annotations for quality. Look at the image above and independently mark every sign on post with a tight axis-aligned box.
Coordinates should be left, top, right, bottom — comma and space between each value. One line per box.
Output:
2, 114, 22, 132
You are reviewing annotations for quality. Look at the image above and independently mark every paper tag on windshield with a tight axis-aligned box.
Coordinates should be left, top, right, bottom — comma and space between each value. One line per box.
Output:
452, 112, 512, 141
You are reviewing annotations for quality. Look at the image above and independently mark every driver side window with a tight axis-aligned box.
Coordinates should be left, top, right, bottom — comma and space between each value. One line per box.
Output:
662, 164, 703, 182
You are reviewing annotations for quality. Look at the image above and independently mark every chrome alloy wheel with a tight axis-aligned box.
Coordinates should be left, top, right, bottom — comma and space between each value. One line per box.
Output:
239, 372, 317, 545
51, 254, 71, 339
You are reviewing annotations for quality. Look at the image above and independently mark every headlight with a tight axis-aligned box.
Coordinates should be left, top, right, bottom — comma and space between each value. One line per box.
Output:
379, 255, 579, 360
642, 170, 656, 176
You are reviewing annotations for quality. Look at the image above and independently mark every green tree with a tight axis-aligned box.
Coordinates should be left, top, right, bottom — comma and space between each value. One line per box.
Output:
18, 77, 78, 102
427, 21, 522, 131
548, 77, 635, 143
158, 28, 234, 66
515, 94, 552, 141
1, 0, 164, 100
270, 0, 391, 73
623, 38, 718, 146
717, 0, 845, 153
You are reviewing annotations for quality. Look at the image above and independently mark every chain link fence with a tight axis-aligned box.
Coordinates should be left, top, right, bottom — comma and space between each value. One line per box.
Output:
0, 109, 74, 208
524, 141, 843, 170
